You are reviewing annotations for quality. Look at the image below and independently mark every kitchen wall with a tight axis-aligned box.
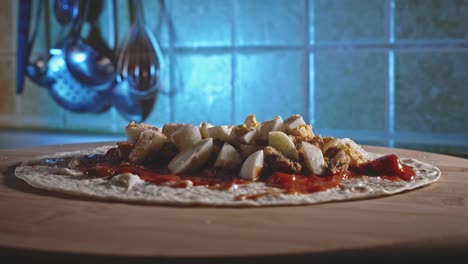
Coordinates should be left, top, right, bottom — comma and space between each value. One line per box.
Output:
1, 0, 468, 157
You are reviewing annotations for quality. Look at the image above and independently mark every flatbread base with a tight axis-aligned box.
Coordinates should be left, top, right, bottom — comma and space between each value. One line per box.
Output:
14, 146, 441, 207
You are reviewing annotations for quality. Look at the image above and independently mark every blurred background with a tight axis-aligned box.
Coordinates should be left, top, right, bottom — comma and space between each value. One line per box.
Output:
0, 0, 467, 158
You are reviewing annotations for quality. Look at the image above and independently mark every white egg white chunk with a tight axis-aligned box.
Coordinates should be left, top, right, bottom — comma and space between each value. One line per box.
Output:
322, 137, 340, 153
268, 131, 299, 160
129, 129, 168, 164
199, 122, 214, 138
207, 125, 232, 141
214, 142, 242, 169
228, 125, 257, 144
168, 138, 214, 175
162, 123, 188, 138
301, 141, 325, 175
170, 125, 202, 152
338, 138, 371, 166
239, 150, 264, 181
284, 114, 306, 131
256, 115, 286, 140
322, 138, 370, 166
125, 122, 160, 144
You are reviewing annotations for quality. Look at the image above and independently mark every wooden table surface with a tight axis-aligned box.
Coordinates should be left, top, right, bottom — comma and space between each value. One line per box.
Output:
0, 142, 467, 263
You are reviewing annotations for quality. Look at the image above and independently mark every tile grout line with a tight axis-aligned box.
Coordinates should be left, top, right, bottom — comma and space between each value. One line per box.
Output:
167, 0, 175, 123
384, 0, 394, 147
161, 41, 468, 54
383, 0, 391, 147
230, 0, 237, 124
306, 0, 314, 125
388, 0, 396, 147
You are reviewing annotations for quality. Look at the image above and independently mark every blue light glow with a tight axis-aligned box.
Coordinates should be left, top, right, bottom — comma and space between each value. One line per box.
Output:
72, 53, 86, 63
49, 48, 62, 56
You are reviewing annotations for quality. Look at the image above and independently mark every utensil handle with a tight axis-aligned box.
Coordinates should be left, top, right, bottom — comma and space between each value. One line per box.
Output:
132, 0, 145, 25
110, 0, 118, 49
16, 0, 32, 94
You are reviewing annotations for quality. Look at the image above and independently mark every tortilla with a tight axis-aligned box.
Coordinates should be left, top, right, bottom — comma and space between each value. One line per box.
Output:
14, 145, 441, 207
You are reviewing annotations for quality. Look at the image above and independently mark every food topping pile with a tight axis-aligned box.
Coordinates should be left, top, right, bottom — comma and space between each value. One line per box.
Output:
72, 114, 415, 194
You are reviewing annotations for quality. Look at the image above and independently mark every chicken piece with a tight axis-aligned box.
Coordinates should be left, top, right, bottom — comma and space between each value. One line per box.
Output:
157, 142, 179, 161
306, 135, 325, 149
324, 146, 351, 174
237, 144, 264, 159
244, 114, 259, 129
263, 146, 302, 174
116, 142, 134, 161
144, 142, 179, 169
287, 124, 314, 140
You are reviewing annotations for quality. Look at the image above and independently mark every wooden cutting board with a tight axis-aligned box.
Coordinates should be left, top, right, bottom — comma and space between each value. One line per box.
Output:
0, 142, 467, 259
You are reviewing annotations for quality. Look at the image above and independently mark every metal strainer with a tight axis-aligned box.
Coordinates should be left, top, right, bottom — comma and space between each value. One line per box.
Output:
46, 52, 112, 112
36, 0, 114, 113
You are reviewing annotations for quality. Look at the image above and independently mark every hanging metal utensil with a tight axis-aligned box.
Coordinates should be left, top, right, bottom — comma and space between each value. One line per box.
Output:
64, 0, 115, 86
24, 0, 54, 89
47, 53, 113, 112
54, 0, 79, 26
23, 0, 112, 112
45, 0, 112, 112
112, 0, 164, 122
16, 0, 32, 94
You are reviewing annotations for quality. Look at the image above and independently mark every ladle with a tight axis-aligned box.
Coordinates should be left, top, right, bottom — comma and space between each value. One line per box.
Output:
64, 0, 115, 86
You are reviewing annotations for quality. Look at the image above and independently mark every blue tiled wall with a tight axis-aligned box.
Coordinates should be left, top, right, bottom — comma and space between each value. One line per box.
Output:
1, 0, 468, 157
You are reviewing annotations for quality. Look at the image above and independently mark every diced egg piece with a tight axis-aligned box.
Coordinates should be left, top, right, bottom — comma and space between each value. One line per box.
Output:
301, 141, 325, 175
228, 124, 257, 144
125, 122, 160, 144
239, 150, 264, 181
268, 131, 299, 160
207, 125, 232, 141
284, 114, 306, 131
322, 137, 340, 153
214, 142, 242, 169
339, 138, 370, 166
168, 138, 214, 175
322, 137, 370, 166
129, 129, 168, 164
170, 124, 202, 152
199, 122, 214, 138
162, 123, 187, 138
256, 115, 286, 140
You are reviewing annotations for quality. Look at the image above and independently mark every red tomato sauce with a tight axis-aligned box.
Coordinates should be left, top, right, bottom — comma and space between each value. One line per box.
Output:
351, 154, 416, 181
79, 149, 415, 195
